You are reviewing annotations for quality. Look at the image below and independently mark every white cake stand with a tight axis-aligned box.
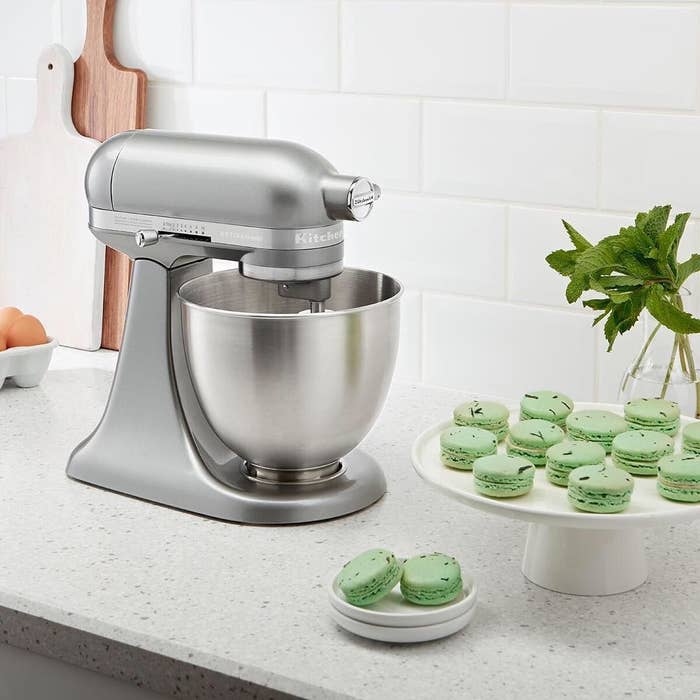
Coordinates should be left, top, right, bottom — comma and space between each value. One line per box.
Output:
412, 403, 700, 596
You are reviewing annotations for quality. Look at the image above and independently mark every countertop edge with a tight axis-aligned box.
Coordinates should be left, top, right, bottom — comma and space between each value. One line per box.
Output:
0, 602, 340, 700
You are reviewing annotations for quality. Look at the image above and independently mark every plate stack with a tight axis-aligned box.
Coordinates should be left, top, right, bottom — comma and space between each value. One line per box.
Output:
327, 574, 478, 643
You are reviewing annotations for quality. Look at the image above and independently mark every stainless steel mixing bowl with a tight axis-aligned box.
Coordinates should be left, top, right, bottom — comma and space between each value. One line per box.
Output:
178, 267, 402, 473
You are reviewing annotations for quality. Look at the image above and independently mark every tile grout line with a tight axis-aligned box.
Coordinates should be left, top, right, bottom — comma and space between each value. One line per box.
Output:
337, 0, 343, 91
504, 206, 511, 301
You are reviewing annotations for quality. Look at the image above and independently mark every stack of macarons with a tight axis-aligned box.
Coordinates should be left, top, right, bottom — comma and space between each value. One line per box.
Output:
330, 548, 477, 643
437, 391, 700, 508
336, 549, 464, 608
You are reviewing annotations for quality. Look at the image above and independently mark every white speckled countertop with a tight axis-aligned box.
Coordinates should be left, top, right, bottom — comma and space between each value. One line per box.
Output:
1, 348, 700, 699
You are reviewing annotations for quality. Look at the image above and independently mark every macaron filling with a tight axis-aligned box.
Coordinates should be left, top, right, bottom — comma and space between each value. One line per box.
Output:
440, 426, 498, 471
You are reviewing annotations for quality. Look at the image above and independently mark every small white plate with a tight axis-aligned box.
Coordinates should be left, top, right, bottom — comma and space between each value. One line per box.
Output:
328, 573, 477, 628
0, 337, 58, 389
329, 603, 476, 644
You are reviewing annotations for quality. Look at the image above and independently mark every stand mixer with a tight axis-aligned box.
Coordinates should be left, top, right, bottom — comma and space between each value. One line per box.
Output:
66, 130, 402, 524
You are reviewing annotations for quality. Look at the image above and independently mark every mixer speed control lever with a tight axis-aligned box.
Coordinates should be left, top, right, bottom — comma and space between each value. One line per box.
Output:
135, 229, 160, 247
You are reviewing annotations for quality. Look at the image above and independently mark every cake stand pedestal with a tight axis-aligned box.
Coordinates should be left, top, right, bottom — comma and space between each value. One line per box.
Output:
521, 524, 646, 595
412, 403, 700, 597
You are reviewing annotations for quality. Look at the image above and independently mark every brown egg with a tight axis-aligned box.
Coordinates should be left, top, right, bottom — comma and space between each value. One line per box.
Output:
6, 315, 48, 348
0, 332, 6, 352
0, 307, 23, 335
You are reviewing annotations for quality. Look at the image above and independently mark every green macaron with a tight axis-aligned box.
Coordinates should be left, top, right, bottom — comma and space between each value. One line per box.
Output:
473, 454, 535, 498
545, 440, 606, 486
454, 400, 510, 441
566, 410, 628, 453
506, 419, 565, 466
400, 553, 462, 606
567, 464, 634, 513
682, 422, 700, 456
519, 390, 573, 428
611, 430, 674, 476
440, 426, 498, 470
657, 453, 700, 503
336, 548, 403, 607
624, 398, 680, 436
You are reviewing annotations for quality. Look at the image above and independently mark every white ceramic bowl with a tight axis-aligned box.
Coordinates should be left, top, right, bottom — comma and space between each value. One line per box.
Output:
328, 572, 477, 628
0, 337, 58, 389
329, 603, 476, 644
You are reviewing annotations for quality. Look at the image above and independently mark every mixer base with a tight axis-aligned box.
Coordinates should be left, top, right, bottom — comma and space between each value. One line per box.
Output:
66, 258, 387, 525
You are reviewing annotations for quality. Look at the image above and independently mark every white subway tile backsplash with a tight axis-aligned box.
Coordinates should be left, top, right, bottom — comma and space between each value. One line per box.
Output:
147, 85, 264, 137
5, 79, 36, 135
114, 0, 192, 82
267, 92, 420, 190
423, 294, 596, 400
510, 5, 698, 109
423, 102, 598, 207
601, 112, 700, 214
0, 0, 57, 77
194, 0, 338, 90
1, 0, 698, 402
508, 207, 632, 308
345, 193, 506, 298
395, 290, 422, 383
0, 78, 6, 138
61, 0, 192, 80
342, 1, 506, 99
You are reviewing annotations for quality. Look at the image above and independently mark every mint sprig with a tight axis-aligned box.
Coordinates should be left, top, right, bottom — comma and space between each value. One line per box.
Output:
546, 205, 700, 350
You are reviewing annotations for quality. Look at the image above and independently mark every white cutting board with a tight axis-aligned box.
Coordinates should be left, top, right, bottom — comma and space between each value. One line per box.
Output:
0, 45, 103, 350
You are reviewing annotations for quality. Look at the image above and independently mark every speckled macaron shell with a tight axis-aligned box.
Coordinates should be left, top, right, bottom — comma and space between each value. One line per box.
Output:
565, 410, 628, 453
440, 426, 498, 470
624, 398, 680, 436
400, 553, 463, 606
682, 422, 700, 456
519, 390, 574, 428
544, 440, 606, 486
567, 464, 634, 513
453, 400, 510, 441
611, 430, 674, 476
473, 454, 535, 498
506, 419, 565, 466
657, 454, 700, 503
336, 548, 403, 607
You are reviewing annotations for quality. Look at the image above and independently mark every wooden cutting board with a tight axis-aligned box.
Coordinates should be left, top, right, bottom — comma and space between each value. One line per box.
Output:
72, 0, 147, 350
0, 45, 103, 350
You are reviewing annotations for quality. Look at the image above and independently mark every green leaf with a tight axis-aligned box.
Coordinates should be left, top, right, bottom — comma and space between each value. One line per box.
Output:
678, 254, 700, 286
604, 313, 620, 350
573, 244, 618, 277
636, 205, 671, 241
565, 276, 586, 303
658, 211, 690, 271
562, 220, 592, 251
545, 249, 579, 277
646, 286, 700, 334
582, 298, 610, 311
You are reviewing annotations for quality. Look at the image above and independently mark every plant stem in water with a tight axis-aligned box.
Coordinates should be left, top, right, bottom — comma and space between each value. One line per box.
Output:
621, 321, 662, 394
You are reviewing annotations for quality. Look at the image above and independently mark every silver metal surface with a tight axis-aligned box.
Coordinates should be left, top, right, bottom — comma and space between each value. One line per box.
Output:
135, 229, 159, 247
67, 259, 389, 524
179, 268, 402, 471
91, 208, 344, 252
69, 129, 398, 524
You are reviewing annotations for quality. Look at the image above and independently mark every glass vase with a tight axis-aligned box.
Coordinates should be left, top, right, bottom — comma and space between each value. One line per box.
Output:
618, 292, 700, 418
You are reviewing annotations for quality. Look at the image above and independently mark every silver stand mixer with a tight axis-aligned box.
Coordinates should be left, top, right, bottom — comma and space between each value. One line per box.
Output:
67, 130, 402, 524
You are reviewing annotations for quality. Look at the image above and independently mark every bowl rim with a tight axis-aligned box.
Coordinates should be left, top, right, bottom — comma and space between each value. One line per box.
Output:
177, 266, 404, 320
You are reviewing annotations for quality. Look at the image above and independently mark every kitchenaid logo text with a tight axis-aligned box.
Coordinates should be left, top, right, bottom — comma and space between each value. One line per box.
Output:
352, 192, 374, 207
295, 229, 343, 246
